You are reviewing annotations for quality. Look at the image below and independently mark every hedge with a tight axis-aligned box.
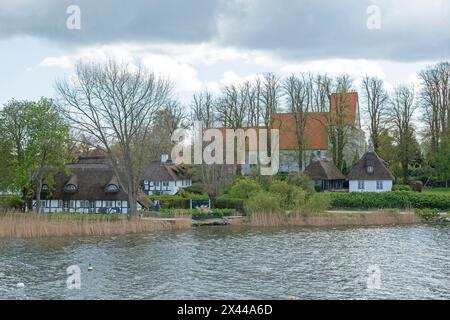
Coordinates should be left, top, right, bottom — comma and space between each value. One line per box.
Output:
214, 196, 245, 211
330, 191, 450, 210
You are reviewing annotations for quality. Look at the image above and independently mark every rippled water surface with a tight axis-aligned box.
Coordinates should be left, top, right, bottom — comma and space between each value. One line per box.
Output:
0, 224, 449, 299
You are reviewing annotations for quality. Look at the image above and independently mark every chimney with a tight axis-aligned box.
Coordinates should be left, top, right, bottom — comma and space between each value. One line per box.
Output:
161, 154, 169, 163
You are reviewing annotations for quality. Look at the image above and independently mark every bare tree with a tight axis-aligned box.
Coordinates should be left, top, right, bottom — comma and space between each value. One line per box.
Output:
283, 74, 310, 169
418, 62, 450, 160
55, 60, 172, 219
361, 75, 388, 151
388, 85, 417, 182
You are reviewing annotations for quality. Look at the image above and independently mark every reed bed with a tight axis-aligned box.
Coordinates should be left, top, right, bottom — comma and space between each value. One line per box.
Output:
248, 210, 422, 227
0, 211, 191, 239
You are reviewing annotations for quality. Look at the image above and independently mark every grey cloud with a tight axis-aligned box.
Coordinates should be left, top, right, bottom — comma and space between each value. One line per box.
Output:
0, 0, 449, 62
0, 0, 221, 44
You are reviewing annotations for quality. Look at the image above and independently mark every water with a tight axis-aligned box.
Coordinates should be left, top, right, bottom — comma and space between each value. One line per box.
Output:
0, 224, 449, 299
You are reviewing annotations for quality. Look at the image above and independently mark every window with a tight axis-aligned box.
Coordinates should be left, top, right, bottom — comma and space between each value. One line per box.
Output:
64, 184, 77, 193
366, 165, 374, 173
106, 184, 119, 193
358, 181, 365, 190
163, 181, 169, 187
58, 200, 63, 208
105, 201, 114, 207
41, 184, 49, 192
70, 200, 75, 208
376, 180, 383, 190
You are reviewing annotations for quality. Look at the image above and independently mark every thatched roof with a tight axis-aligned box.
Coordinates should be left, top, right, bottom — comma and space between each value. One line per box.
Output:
346, 151, 395, 181
142, 160, 191, 182
304, 159, 345, 180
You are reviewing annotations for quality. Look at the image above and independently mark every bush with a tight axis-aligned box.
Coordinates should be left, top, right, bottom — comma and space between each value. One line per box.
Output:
183, 183, 204, 194
415, 208, 439, 219
286, 173, 315, 195
149, 195, 190, 209
393, 185, 412, 192
0, 195, 24, 208
300, 193, 332, 214
228, 178, 262, 199
330, 191, 450, 210
244, 191, 281, 215
214, 196, 245, 210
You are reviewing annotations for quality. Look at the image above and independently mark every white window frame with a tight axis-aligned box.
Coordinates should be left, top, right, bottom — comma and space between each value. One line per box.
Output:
358, 180, 365, 190
376, 180, 383, 190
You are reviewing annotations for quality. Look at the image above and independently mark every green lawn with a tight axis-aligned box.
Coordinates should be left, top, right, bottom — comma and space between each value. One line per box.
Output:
422, 188, 450, 195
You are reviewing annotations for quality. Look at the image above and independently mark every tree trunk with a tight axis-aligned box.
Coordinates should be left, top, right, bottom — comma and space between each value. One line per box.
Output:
128, 191, 138, 220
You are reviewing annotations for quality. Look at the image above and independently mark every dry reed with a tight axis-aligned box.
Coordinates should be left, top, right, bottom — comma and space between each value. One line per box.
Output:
0, 211, 191, 239
248, 210, 421, 227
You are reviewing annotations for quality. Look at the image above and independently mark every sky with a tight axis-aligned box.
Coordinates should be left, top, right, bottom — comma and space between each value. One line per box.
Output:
0, 0, 449, 109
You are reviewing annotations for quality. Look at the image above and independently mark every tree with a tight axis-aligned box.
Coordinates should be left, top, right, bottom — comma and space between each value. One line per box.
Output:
361, 75, 388, 151
283, 74, 310, 169
418, 62, 450, 164
0, 98, 70, 211
435, 135, 450, 187
326, 74, 355, 171
388, 85, 417, 182
56, 60, 172, 219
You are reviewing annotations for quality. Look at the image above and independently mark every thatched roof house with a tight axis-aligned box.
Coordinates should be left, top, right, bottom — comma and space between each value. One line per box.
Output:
304, 158, 345, 191
346, 143, 394, 192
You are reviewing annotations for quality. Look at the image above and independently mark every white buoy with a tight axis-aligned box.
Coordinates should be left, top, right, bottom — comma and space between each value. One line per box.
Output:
87, 264, 93, 271
16, 282, 25, 288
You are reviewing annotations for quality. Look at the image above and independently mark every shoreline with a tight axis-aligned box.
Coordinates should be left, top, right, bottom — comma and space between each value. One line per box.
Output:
1, 210, 448, 239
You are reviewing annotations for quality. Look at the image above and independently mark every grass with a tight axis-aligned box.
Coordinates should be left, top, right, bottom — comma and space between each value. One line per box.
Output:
0, 211, 191, 239
422, 188, 450, 195
247, 210, 421, 227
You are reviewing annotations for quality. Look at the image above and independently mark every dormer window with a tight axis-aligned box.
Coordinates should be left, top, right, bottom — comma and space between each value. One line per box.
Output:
366, 165, 374, 173
64, 184, 77, 193
106, 184, 119, 193
41, 184, 49, 192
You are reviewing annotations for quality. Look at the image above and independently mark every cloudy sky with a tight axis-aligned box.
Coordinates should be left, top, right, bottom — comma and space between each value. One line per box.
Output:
0, 0, 449, 106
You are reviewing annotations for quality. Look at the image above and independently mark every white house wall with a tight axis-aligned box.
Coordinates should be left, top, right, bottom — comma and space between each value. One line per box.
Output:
349, 180, 392, 192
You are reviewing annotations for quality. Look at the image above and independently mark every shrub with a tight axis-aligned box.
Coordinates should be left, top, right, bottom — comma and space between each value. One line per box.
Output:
268, 180, 306, 210
286, 173, 315, 195
149, 195, 190, 209
214, 196, 245, 210
415, 208, 439, 219
393, 185, 412, 192
300, 193, 332, 214
183, 183, 204, 194
244, 191, 281, 214
411, 181, 423, 192
330, 191, 450, 210
228, 178, 262, 199
0, 195, 24, 208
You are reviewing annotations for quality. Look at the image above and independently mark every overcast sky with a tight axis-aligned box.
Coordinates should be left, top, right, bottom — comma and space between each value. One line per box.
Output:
0, 0, 449, 106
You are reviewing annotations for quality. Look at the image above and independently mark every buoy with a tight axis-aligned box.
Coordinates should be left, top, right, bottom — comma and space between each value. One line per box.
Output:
16, 282, 25, 288
87, 264, 93, 271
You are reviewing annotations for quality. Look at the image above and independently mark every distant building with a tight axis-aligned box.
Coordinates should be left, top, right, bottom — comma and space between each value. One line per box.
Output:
273, 92, 365, 172
346, 143, 394, 192
304, 158, 345, 191
142, 155, 192, 195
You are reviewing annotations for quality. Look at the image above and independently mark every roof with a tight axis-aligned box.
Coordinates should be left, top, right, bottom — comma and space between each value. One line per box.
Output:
48, 160, 129, 201
346, 151, 395, 181
211, 92, 359, 151
41, 156, 152, 205
142, 161, 191, 182
304, 159, 345, 180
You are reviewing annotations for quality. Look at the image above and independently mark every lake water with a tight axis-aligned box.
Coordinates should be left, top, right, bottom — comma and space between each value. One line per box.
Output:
0, 224, 449, 299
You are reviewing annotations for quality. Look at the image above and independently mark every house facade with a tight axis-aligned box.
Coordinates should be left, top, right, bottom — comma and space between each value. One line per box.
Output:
32, 156, 148, 213
346, 143, 394, 192
304, 157, 345, 191
142, 155, 192, 195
